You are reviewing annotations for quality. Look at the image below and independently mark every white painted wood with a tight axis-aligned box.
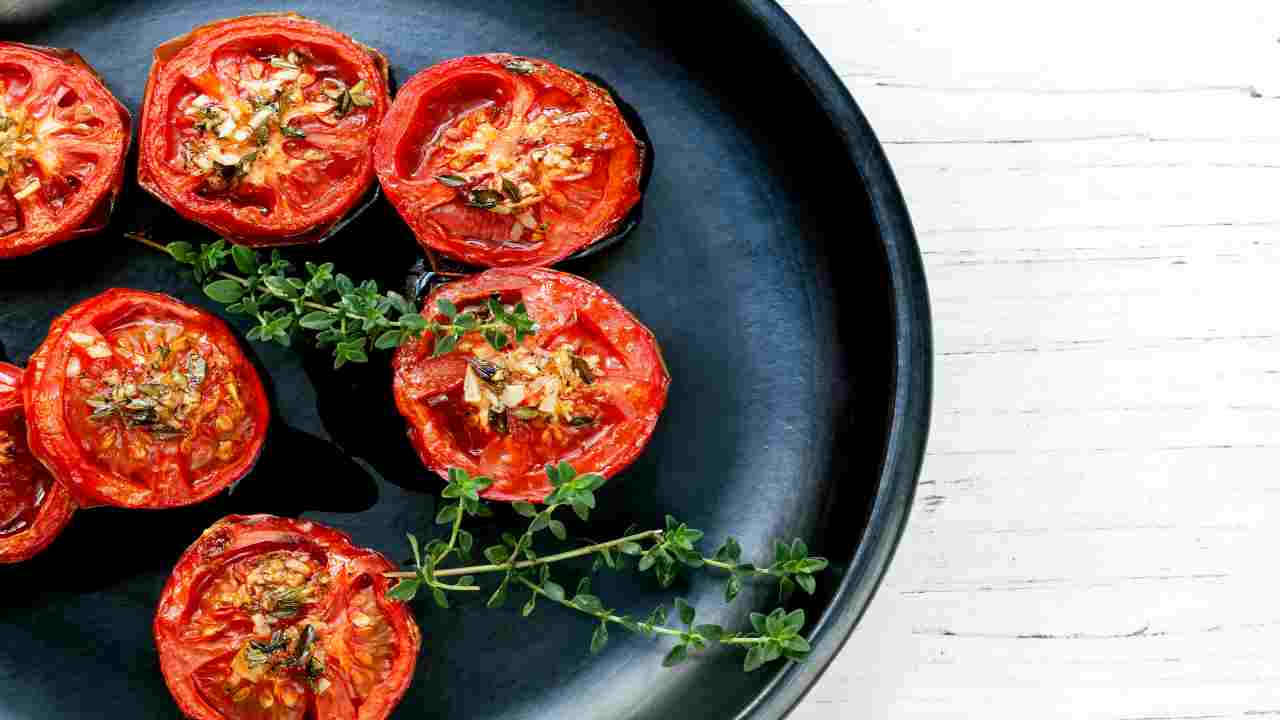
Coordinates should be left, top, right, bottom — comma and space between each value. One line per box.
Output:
781, 1, 1280, 717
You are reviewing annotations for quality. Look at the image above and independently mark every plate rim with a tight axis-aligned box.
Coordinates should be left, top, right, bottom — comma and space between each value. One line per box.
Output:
730, 2, 933, 718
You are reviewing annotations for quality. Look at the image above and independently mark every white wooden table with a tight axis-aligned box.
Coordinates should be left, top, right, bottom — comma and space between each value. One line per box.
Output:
784, 1, 1280, 717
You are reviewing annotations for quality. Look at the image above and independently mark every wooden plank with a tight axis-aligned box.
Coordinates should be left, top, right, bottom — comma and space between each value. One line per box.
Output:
781, 0, 1280, 717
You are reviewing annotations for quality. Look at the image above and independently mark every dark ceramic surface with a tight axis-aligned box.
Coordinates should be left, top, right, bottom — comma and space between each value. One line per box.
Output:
0, 2, 931, 719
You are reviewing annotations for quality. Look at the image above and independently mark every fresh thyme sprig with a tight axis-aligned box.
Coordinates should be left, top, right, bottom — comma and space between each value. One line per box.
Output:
126, 233, 536, 368
430, 295, 537, 359
384, 462, 829, 672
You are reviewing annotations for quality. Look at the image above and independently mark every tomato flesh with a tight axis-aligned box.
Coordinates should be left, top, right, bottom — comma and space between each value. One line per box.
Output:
63, 319, 257, 491
24, 290, 270, 509
138, 14, 389, 247
0, 361, 75, 563
0, 42, 130, 259
392, 269, 669, 502
374, 54, 644, 267
156, 515, 420, 720
0, 390, 50, 537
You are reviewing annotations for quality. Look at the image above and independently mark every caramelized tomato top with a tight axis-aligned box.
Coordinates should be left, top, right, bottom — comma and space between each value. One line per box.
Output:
155, 515, 420, 720
392, 268, 669, 502
138, 14, 389, 247
24, 290, 269, 509
0, 361, 75, 563
0, 42, 131, 259
374, 54, 644, 267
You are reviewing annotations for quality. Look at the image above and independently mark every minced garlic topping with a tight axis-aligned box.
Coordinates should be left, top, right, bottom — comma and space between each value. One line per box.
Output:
462, 342, 600, 432
178, 49, 373, 193
436, 102, 607, 242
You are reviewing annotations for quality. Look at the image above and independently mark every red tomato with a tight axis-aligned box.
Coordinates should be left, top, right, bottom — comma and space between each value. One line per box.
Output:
373, 54, 644, 267
0, 362, 75, 563
0, 42, 131, 259
155, 515, 421, 720
138, 14, 390, 247
23, 289, 270, 509
392, 268, 669, 502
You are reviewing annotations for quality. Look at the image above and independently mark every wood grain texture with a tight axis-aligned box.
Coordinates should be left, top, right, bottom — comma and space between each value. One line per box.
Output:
783, 1, 1280, 717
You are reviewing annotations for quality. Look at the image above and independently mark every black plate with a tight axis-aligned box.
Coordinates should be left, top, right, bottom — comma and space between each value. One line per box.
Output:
0, 2, 931, 719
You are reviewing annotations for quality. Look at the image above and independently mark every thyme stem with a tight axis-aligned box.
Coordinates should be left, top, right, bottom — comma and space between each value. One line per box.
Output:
513, 576, 683, 639
513, 576, 772, 647
384, 529, 663, 579
429, 504, 480, 592
702, 557, 772, 577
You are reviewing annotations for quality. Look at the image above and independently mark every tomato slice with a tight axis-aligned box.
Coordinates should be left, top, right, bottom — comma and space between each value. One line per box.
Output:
155, 515, 421, 720
0, 42, 131, 259
0, 362, 75, 563
392, 268, 669, 502
138, 14, 389, 247
373, 54, 644, 267
23, 289, 270, 509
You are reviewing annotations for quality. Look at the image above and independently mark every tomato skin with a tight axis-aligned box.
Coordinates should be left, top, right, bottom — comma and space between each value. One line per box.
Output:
23, 289, 270, 509
392, 268, 669, 503
155, 514, 421, 720
137, 14, 390, 247
0, 362, 75, 563
0, 42, 131, 259
373, 54, 644, 267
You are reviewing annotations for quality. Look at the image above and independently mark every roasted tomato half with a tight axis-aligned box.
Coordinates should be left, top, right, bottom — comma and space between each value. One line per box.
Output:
0, 42, 131, 259
155, 515, 421, 720
138, 14, 390, 247
373, 54, 644, 267
0, 362, 75, 563
392, 268, 669, 502
23, 289, 270, 509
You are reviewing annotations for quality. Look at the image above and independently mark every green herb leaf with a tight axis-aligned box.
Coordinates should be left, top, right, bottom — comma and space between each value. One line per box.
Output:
484, 545, 511, 565
662, 644, 689, 668
675, 597, 696, 626
778, 576, 796, 604
375, 329, 403, 350
783, 609, 805, 635
572, 594, 604, 614
725, 573, 743, 602
386, 578, 421, 602
694, 624, 724, 643
548, 519, 567, 541
590, 621, 609, 654
231, 245, 258, 274
796, 573, 817, 595
743, 645, 768, 672
204, 279, 245, 303
166, 241, 198, 265
487, 578, 509, 608
542, 580, 566, 602
501, 177, 521, 203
